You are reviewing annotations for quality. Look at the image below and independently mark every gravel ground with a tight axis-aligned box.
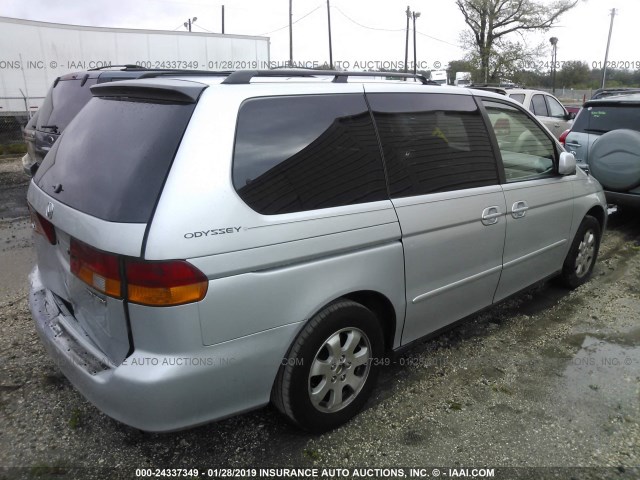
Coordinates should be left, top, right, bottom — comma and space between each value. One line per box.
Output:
0, 155, 638, 480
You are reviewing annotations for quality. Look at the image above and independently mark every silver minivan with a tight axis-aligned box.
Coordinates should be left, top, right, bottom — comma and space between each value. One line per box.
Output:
28, 70, 607, 432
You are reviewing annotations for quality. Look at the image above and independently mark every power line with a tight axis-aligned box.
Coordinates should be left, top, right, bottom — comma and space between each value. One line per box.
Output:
334, 6, 459, 48
333, 6, 404, 32
192, 23, 213, 33
258, 4, 324, 36
415, 30, 459, 48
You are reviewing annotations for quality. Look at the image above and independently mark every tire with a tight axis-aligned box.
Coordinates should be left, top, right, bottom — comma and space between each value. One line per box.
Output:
272, 300, 384, 433
589, 129, 640, 192
559, 215, 601, 289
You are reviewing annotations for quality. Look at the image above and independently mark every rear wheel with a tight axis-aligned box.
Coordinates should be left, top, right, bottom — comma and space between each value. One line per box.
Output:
559, 215, 601, 289
272, 300, 384, 432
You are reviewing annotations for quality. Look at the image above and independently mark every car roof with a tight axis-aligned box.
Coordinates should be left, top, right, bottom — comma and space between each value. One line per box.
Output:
585, 93, 640, 105
504, 88, 553, 96
87, 73, 516, 103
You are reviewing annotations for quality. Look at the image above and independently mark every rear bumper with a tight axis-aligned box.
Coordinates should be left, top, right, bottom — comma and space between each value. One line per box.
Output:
29, 266, 299, 432
604, 191, 640, 209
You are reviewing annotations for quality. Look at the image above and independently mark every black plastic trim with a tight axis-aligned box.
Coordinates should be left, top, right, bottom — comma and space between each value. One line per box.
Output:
90, 80, 207, 104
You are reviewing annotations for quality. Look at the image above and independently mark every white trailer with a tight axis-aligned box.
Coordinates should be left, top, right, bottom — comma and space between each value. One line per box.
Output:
0, 16, 270, 114
430, 70, 448, 85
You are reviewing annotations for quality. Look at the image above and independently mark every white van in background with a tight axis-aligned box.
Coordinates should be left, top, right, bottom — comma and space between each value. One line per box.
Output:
430, 69, 448, 85
455, 71, 472, 87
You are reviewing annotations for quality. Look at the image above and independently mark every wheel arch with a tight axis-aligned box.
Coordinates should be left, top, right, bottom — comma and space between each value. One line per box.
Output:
341, 290, 397, 352
585, 204, 606, 232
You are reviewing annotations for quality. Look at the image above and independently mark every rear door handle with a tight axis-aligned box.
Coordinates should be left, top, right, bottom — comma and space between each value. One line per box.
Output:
481, 206, 502, 226
512, 201, 529, 219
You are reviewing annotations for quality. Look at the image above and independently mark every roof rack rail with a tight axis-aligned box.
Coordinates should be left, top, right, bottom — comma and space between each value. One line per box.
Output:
136, 69, 233, 79
221, 69, 439, 85
88, 64, 148, 71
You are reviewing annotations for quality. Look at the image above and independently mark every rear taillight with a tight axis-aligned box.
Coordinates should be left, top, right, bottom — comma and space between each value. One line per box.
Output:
69, 239, 208, 306
70, 239, 122, 298
126, 260, 208, 306
559, 128, 570, 147
29, 205, 57, 245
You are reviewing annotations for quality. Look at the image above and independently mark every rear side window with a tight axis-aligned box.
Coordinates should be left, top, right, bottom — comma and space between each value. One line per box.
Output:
36, 78, 98, 132
572, 104, 640, 134
509, 93, 525, 104
367, 93, 498, 197
233, 95, 387, 215
530, 94, 549, 116
35, 97, 195, 223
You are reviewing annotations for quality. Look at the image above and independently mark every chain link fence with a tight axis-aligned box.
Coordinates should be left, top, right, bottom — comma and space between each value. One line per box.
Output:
0, 113, 30, 156
0, 95, 40, 155
533, 88, 595, 104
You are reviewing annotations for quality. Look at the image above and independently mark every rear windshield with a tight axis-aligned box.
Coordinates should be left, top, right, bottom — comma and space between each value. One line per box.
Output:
572, 104, 640, 134
35, 97, 195, 223
36, 78, 98, 132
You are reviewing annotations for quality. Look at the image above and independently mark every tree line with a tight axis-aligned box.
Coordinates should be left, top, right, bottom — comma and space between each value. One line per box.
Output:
447, 59, 640, 89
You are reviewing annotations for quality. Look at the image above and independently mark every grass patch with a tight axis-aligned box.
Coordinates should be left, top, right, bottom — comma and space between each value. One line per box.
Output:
30, 460, 68, 476
0, 143, 27, 155
68, 408, 82, 430
492, 384, 514, 395
303, 449, 320, 460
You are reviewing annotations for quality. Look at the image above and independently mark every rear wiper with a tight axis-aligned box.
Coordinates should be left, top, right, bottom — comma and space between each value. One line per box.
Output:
583, 128, 608, 133
41, 125, 59, 133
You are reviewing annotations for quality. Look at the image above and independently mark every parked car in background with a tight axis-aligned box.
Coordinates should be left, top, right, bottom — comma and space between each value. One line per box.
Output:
28, 70, 606, 433
503, 89, 575, 139
591, 88, 640, 100
22, 65, 202, 175
564, 105, 581, 116
469, 86, 574, 139
564, 94, 640, 208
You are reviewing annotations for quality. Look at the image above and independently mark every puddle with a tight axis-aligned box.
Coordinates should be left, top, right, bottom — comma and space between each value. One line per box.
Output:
559, 334, 640, 415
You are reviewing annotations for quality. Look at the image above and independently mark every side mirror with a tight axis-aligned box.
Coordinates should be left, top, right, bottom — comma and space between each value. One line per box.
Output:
559, 151, 576, 175
565, 111, 576, 120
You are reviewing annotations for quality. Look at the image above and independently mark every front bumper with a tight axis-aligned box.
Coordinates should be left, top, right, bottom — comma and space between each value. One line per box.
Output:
29, 267, 299, 432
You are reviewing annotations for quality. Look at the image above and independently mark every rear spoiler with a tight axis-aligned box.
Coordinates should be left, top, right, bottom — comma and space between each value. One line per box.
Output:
90, 80, 207, 104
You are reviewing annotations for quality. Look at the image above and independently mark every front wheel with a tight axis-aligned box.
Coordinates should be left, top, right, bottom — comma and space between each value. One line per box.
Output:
559, 215, 601, 289
272, 300, 384, 432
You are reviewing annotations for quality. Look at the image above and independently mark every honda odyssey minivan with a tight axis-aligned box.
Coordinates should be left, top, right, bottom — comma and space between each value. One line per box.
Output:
28, 70, 607, 432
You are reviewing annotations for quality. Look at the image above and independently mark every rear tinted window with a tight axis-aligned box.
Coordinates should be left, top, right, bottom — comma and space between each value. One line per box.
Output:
35, 97, 195, 223
233, 94, 387, 215
368, 93, 498, 197
572, 104, 640, 134
37, 78, 98, 132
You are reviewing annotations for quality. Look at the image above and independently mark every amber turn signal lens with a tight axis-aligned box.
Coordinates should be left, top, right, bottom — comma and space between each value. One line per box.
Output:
125, 260, 208, 306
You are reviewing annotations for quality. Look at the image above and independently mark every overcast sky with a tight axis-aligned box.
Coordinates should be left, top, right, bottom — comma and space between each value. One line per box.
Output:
0, 0, 636, 70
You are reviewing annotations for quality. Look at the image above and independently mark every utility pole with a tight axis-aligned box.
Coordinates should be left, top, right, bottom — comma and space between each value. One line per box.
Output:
549, 37, 558, 94
404, 6, 410, 74
222, 5, 225, 34
601, 8, 617, 89
289, 0, 293, 67
327, 0, 333, 69
184, 17, 197, 32
412, 11, 421, 75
